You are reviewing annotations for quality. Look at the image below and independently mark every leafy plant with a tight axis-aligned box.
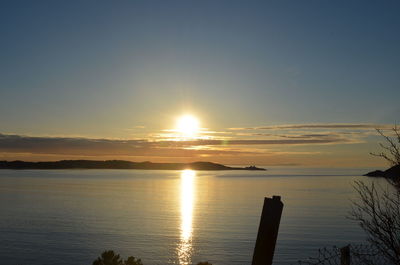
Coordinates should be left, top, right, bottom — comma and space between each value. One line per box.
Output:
92, 250, 143, 265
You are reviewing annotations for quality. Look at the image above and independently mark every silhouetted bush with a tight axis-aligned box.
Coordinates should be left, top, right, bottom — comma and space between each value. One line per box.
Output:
124, 256, 143, 265
92, 250, 143, 265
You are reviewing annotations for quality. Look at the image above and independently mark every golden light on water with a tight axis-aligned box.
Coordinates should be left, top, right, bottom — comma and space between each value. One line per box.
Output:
177, 169, 196, 265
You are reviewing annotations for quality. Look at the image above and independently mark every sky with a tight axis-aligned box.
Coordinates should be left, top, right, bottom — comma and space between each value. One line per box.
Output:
1, 1, 399, 167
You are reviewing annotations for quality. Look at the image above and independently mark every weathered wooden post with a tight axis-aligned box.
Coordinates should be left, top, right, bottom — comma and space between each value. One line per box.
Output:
340, 245, 351, 265
252, 195, 284, 265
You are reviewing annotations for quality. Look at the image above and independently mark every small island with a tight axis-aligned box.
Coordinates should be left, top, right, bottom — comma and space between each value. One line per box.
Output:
0, 160, 266, 171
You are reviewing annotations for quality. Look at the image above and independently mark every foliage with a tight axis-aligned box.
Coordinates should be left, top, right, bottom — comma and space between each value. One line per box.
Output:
92, 250, 143, 265
197, 262, 213, 265
349, 181, 400, 265
92, 250, 122, 265
124, 256, 143, 265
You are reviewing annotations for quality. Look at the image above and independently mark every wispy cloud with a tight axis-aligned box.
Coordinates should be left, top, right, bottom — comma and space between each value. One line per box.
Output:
0, 133, 257, 158
0, 130, 355, 158
159, 138, 351, 146
0, 122, 383, 165
229, 123, 391, 131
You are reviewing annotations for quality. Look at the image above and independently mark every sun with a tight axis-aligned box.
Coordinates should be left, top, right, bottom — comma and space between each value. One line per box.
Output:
176, 115, 200, 138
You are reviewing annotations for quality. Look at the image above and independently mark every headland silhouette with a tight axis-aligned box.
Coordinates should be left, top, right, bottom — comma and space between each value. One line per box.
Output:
0, 160, 266, 171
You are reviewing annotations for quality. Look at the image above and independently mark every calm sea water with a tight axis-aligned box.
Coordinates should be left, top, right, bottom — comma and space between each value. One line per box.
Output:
0, 168, 385, 265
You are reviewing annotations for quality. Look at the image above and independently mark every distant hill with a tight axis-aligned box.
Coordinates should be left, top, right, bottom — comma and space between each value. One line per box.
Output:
0, 160, 266, 171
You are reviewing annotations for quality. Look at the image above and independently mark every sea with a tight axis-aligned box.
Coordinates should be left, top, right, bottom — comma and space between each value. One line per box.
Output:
0, 167, 387, 265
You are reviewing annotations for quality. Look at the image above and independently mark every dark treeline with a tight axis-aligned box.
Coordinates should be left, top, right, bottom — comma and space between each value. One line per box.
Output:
0, 160, 266, 171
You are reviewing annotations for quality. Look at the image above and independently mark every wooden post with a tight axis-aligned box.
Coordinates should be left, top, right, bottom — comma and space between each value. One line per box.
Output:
251, 196, 284, 265
340, 245, 351, 265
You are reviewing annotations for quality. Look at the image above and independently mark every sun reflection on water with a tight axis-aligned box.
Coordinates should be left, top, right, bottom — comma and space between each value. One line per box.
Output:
177, 169, 196, 265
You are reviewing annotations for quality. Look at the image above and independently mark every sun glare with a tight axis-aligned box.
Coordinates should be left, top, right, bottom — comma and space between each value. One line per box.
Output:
176, 115, 200, 138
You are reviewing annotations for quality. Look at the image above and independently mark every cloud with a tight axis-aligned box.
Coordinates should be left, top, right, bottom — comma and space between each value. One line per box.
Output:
0, 131, 354, 157
229, 123, 391, 131
0, 133, 259, 158
2, 121, 378, 163
251, 133, 335, 139
0, 128, 381, 166
160, 138, 350, 146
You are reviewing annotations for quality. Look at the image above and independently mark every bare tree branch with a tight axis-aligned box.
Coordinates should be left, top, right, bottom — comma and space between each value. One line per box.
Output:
349, 181, 400, 265
370, 126, 400, 167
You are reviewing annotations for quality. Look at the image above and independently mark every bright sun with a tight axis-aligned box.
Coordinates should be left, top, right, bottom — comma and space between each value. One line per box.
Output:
176, 115, 200, 138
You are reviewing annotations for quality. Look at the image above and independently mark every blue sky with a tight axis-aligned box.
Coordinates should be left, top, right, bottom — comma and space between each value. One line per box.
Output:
0, 1, 399, 166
